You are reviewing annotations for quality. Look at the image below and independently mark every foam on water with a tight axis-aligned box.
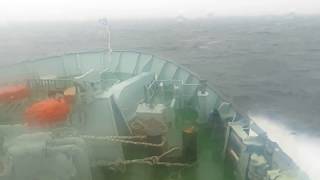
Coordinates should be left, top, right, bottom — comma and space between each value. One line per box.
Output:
250, 114, 320, 180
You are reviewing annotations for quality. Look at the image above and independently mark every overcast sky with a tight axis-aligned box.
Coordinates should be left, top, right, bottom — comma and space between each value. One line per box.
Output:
0, 0, 319, 22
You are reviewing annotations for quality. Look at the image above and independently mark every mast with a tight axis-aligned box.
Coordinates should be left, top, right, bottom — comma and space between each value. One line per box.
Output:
99, 18, 112, 67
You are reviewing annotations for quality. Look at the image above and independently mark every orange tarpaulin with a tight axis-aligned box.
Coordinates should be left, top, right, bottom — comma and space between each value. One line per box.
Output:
25, 98, 70, 127
0, 84, 29, 103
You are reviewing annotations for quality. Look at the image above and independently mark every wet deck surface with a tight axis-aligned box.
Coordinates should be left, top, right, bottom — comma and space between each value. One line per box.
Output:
93, 110, 234, 180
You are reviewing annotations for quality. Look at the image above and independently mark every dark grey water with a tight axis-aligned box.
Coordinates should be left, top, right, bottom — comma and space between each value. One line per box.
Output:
0, 16, 320, 135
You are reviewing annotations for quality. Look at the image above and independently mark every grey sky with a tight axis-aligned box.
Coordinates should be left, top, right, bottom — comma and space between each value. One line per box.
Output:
0, 0, 319, 22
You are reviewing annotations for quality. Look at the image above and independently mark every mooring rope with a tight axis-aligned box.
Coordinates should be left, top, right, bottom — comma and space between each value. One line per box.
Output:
81, 135, 166, 147
81, 135, 146, 140
94, 147, 192, 168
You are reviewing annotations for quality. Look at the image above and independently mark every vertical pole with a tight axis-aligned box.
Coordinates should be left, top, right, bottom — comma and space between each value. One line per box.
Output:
99, 18, 112, 68
197, 79, 209, 124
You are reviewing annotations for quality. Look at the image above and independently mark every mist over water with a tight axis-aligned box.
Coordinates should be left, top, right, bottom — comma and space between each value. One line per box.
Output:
0, 16, 320, 178
250, 114, 320, 180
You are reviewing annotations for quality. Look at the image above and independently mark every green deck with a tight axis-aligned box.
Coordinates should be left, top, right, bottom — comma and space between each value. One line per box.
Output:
92, 109, 234, 180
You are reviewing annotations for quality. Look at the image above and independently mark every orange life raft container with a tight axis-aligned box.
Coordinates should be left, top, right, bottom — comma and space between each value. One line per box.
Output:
25, 98, 71, 127
0, 84, 29, 103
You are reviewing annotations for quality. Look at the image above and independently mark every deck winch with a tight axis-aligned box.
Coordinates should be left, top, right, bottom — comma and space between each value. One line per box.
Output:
0, 50, 309, 180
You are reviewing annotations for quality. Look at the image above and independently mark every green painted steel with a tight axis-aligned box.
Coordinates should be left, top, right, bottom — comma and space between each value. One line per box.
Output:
0, 50, 309, 180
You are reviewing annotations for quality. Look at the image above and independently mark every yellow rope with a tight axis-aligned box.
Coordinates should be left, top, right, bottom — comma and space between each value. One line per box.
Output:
94, 147, 192, 168
81, 135, 146, 140
81, 135, 165, 147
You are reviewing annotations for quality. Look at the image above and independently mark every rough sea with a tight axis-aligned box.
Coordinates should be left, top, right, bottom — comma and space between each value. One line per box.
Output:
0, 16, 319, 179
